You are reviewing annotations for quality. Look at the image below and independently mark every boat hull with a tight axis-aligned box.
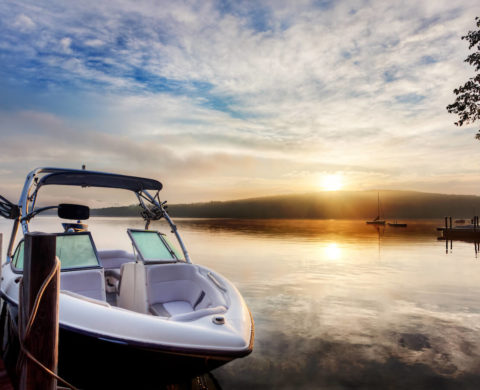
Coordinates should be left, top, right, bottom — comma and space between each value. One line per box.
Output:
58, 326, 234, 388
0, 298, 250, 388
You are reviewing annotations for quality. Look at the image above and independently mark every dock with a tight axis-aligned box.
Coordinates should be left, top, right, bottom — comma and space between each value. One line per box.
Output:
438, 216, 480, 240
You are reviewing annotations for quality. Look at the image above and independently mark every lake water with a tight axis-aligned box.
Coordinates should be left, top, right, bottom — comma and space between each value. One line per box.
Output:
1, 217, 480, 389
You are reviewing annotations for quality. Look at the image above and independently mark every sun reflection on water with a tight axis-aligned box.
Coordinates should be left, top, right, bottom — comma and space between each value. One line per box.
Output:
323, 242, 342, 260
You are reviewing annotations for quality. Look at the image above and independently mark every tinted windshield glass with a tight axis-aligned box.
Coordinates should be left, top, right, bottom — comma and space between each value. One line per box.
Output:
162, 236, 184, 260
129, 230, 176, 262
56, 234, 99, 269
12, 233, 99, 270
12, 241, 24, 269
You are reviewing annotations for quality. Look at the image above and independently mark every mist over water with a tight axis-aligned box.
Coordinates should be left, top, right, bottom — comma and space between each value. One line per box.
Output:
1, 218, 480, 389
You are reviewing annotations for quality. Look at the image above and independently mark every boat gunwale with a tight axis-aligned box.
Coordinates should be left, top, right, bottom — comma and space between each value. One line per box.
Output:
0, 291, 253, 359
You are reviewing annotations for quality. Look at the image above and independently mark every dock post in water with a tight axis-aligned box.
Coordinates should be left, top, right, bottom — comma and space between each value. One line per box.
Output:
19, 233, 59, 390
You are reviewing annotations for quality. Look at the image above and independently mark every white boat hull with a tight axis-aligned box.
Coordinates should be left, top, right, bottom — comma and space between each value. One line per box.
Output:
0, 262, 253, 387
0, 167, 254, 387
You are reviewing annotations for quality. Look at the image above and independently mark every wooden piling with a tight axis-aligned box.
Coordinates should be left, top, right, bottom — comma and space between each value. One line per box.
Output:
0, 235, 13, 389
19, 233, 59, 390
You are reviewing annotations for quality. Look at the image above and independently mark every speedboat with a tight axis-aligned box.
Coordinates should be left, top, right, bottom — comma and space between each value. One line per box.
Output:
0, 167, 254, 388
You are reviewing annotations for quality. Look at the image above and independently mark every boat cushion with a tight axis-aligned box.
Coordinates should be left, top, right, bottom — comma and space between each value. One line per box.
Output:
60, 268, 106, 301
163, 300, 193, 315
149, 303, 171, 317
117, 261, 148, 313
149, 300, 193, 317
145, 264, 228, 321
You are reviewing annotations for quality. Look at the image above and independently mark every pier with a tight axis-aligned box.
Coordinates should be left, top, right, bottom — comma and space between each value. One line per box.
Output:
437, 216, 480, 240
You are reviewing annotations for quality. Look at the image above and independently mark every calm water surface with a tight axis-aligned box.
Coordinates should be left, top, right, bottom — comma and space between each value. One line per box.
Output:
1, 218, 480, 389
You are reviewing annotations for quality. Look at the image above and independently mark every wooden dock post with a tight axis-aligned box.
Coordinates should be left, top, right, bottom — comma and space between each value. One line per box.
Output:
0, 231, 13, 390
19, 233, 59, 390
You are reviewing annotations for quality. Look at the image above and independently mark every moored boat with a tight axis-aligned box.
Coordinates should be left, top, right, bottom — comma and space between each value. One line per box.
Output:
388, 220, 407, 227
0, 167, 254, 387
366, 192, 385, 225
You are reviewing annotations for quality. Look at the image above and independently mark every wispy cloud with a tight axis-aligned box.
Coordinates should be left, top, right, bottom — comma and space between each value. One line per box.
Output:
0, 0, 479, 201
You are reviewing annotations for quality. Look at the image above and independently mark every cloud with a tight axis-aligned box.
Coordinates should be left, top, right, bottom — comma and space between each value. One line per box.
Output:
59, 37, 72, 53
84, 39, 104, 47
13, 13, 35, 31
0, 0, 479, 201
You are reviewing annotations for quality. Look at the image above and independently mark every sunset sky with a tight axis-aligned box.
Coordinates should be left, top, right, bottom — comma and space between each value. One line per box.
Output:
0, 0, 479, 205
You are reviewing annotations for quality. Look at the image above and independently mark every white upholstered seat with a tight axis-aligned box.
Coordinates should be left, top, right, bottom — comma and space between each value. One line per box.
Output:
145, 263, 227, 320
60, 268, 106, 301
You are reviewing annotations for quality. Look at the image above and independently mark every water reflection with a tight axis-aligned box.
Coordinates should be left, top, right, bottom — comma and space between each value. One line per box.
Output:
138, 373, 222, 390
1, 218, 480, 389
173, 218, 437, 243
204, 219, 480, 390
443, 239, 480, 258
85, 372, 222, 390
323, 242, 342, 260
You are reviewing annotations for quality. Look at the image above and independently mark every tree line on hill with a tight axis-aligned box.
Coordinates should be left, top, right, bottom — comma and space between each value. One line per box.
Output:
91, 190, 480, 219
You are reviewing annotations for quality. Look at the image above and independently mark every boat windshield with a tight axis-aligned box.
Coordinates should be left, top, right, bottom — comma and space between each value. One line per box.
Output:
127, 229, 181, 262
12, 232, 101, 270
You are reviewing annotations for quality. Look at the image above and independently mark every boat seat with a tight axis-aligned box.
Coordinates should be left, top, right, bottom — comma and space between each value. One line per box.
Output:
117, 261, 148, 313
60, 268, 107, 301
146, 263, 227, 321
98, 250, 135, 270
150, 301, 192, 316
98, 251, 136, 293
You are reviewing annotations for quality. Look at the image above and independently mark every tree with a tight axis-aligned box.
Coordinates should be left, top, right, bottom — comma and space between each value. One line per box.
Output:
446, 17, 480, 139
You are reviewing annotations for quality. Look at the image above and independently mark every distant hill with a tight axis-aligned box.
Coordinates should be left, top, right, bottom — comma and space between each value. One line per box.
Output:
91, 190, 480, 219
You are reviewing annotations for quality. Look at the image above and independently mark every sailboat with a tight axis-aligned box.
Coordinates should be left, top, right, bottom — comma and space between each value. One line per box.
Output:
366, 192, 386, 225
388, 219, 407, 227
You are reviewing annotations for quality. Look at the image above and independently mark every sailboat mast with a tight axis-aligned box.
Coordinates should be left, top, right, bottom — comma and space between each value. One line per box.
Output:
377, 192, 380, 218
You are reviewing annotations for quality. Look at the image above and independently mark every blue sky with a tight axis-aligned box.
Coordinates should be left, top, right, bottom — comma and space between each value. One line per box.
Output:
0, 0, 479, 204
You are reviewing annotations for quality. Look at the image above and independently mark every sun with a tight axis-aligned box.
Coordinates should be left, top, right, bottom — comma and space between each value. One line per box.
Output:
321, 174, 343, 191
